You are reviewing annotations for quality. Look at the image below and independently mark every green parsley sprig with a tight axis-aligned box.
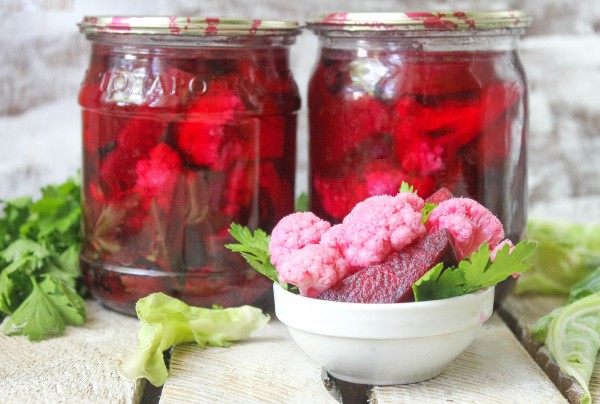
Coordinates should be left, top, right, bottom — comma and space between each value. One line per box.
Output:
226, 223, 295, 292
0, 177, 85, 340
413, 240, 537, 301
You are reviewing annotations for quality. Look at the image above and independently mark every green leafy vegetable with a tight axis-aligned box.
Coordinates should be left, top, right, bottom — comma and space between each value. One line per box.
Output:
531, 268, 600, 404
0, 177, 85, 340
413, 241, 537, 301
226, 223, 293, 290
399, 182, 417, 194
295, 192, 309, 212
421, 202, 437, 224
116, 293, 269, 387
412, 262, 466, 300
515, 219, 600, 296
568, 267, 600, 303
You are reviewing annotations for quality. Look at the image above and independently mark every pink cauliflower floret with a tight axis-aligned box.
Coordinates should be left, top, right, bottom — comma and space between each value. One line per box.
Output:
426, 198, 505, 261
277, 244, 350, 298
321, 194, 426, 268
269, 212, 331, 267
134, 143, 182, 209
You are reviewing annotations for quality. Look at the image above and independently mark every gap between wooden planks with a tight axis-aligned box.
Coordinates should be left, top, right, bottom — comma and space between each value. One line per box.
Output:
160, 313, 565, 403
499, 294, 600, 404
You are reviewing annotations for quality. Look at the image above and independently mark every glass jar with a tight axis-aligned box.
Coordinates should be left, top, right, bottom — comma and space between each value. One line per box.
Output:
307, 11, 531, 302
78, 17, 300, 315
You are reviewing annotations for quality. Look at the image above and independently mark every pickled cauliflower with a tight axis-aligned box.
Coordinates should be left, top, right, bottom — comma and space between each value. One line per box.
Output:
426, 197, 505, 261
277, 244, 350, 298
321, 193, 426, 268
269, 212, 331, 267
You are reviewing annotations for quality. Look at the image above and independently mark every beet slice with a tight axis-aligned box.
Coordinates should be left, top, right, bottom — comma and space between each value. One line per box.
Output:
318, 230, 458, 303
425, 187, 454, 204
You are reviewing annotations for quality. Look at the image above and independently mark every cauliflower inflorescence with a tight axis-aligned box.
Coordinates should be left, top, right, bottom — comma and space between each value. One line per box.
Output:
269, 212, 332, 267
277, 244, 350, 298
321, 193, 426, 268
134, 143, 182, 209
426, 197, 505, 261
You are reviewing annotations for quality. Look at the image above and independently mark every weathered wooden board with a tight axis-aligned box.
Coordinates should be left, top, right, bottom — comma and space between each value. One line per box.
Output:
1, 296, 593, 403
160, 320, 338, 404
0, 300, 142, 404
161, 314, 565, 403
500, 295, 599, 404
371, 314, 566, 403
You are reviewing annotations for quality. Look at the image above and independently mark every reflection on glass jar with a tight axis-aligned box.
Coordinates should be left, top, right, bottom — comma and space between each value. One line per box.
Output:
307, 11, 531, 302
78, 17, 300, 315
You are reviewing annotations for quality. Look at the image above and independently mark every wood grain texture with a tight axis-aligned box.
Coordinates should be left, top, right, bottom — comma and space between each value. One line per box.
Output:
0, 300, 142, 404
160, 320, 338, 404
371, 314, 566, 403
500, 295, 600, 404
161, 315, 566, 403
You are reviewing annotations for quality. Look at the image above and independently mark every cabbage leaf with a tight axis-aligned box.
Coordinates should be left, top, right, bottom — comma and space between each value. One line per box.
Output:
532, 269, 600, 404
116, 293, 270, 387
515, 219, 600, 295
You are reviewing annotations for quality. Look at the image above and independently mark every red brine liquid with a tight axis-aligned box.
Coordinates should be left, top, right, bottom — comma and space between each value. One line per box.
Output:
80, 45, 299, 314
309, 48, 527, 302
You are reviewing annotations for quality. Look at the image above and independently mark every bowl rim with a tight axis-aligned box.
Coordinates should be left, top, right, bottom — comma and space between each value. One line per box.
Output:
273, 283, 495, 339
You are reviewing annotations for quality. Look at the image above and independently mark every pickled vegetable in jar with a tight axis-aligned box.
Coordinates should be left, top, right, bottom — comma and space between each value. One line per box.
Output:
308, 11, 531, 236
307, 11, 531, 302
78, 17, 300, 315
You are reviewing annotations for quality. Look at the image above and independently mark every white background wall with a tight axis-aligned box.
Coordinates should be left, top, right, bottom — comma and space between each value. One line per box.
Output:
1, 0, 599, 220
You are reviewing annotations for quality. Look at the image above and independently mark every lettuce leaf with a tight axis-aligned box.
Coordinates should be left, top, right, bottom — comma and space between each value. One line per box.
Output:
116, 293, 270, 387
515, 219, 600, 296
532, 269, 600, 404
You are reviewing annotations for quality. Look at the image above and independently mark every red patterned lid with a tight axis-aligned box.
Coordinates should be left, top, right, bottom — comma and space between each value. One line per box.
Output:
79, 16, 301, 36
307, 11, 531, 31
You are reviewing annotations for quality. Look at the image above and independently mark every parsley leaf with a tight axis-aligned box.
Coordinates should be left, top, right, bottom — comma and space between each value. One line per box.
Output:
295, 193, 309, 212
226, 223, 277, 282
226, 223, 294, 291
413, 240, 537, 301
399, 182, 417, 194
421, 202, 437, 224
0, 176, 86, 340
413, 263, 466, 301
2, 276, 85, 340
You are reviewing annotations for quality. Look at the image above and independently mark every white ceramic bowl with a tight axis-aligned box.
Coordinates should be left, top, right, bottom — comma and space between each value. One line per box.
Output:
273, 283, 494, 385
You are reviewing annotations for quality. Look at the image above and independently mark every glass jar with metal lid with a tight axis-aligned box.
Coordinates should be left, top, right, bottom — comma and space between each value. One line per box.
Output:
78, 16, 301, 314
307, 11, 531, 302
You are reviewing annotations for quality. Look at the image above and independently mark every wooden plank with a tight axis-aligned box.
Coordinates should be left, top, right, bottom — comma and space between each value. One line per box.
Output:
160, 320, 338, 404
162, 314, 565, 403
0, 300, 142, 403
500, 295, 600, 404
371, 314, 566, 403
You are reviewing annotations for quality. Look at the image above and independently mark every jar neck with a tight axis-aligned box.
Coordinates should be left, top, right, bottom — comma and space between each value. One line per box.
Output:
313, 29, 523, 52
85, 32, 298, 49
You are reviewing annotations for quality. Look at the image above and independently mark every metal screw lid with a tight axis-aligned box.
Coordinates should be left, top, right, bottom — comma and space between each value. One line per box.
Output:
79, 16, 301, 36
307, 11, 531, 31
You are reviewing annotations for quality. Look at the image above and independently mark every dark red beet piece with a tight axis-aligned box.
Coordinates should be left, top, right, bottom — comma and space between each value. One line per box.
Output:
425, 187, 454, 204
318, 230, 458, 303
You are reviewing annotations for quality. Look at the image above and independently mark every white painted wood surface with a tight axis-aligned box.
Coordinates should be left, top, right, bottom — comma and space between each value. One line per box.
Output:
372, 314, 566, 403
0, 295, 596, 403
501, 295, 600, 404
0, 300, 141, 404
160, 320, 337, 404
161, 315, 566, 403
